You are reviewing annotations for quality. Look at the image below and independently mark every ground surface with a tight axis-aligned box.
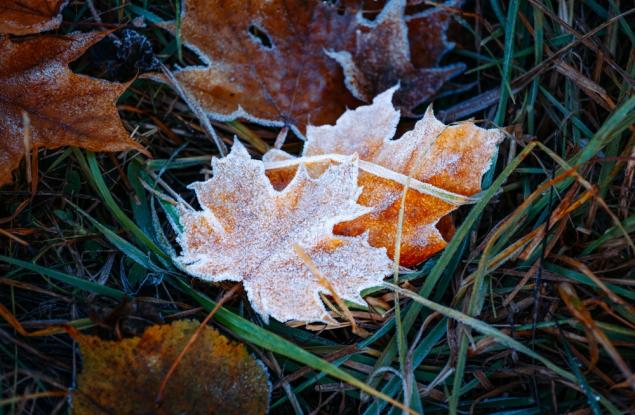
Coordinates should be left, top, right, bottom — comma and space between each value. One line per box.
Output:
1, 1, 634, 414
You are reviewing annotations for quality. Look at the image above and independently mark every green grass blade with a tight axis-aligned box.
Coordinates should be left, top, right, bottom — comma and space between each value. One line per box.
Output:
168, 276, 419, 415
494, 0, 521, 125
383, 282, 621, 415
0, 256, 125, 299
85, 152, 168, 260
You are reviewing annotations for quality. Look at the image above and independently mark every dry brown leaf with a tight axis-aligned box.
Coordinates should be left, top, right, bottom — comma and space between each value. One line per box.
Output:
406, 0, 462, 68
71, 320, 270, 415
161, 0, 463, 132
327, 0, 465, 116
0, 32, 145, 186
0, 0, 68, 35
175, 141, 392, 323
264, 87, 504, 266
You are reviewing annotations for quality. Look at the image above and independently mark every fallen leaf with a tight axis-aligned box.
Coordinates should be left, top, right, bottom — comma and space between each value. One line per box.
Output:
264, 86, 504, 266
327, 0, 465, 115
0, 32, 145, 186
175, 141, 392, 323
0, 0, 68, 35
340, 0, 462, 69
71, 320, 270, 415
160, 0, 463, 132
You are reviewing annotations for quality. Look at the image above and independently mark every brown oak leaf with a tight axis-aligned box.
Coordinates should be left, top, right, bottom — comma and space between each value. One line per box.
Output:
0, 32, 145, 186
0, 0, 68, 35
175, 141, 392, 323
264, 87, 504, 267
161, 0, 463, 133
71, 320, 270, 415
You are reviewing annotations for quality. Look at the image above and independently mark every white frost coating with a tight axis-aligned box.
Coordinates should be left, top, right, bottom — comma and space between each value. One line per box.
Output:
263, 85, 502, 206
264, 154, 480, 205
175, 141, 392, 323
0, 0, 69, 35
324, 49, 362, 100
263, 86, 504, 265
295, 86, 505, 195
305, 85, 401, 158
326, 0, 410, 102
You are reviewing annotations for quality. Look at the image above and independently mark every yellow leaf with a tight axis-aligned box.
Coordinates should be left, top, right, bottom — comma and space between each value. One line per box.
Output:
72, 320, 270, 415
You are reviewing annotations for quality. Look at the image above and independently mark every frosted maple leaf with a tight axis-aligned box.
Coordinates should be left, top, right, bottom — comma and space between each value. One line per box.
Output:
264, 86, 504, 266
175, 141, 392, 323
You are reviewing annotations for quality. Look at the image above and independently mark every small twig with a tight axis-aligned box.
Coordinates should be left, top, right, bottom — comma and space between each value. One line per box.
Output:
0, 304, 69, 337
159, 63, 228, 156
139, 177, 178, 205
22, 112, 32, 184
274, 126, 289, 149
155, 284, 241, 406
145, 170, 193, 209
293, 244, 365, 336
0, 390, 68, 407
0, 228, 28, 246
267, 351, 304, 415
85, 0, 102, 23
264, 153, 479, 206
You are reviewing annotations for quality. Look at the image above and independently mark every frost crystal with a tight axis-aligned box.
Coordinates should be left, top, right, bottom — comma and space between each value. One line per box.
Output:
175, 141, 392, 323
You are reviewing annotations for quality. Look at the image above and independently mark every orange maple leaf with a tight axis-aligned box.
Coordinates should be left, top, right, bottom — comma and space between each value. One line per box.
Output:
71, 320, 270, 415
159, 0, 463, 133
0, 32, 145, 186
0, 0, 68, 35
175, 141, 392, 323
264, 86, 504, 266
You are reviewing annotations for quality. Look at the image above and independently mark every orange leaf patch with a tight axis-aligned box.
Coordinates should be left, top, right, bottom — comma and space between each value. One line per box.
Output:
72, 320, 270, 415
175, 141, 392, 323
264, 87, 504, 266
0, 32, 145, 186
0, 0, 68, 35
161, 0, 463, 132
